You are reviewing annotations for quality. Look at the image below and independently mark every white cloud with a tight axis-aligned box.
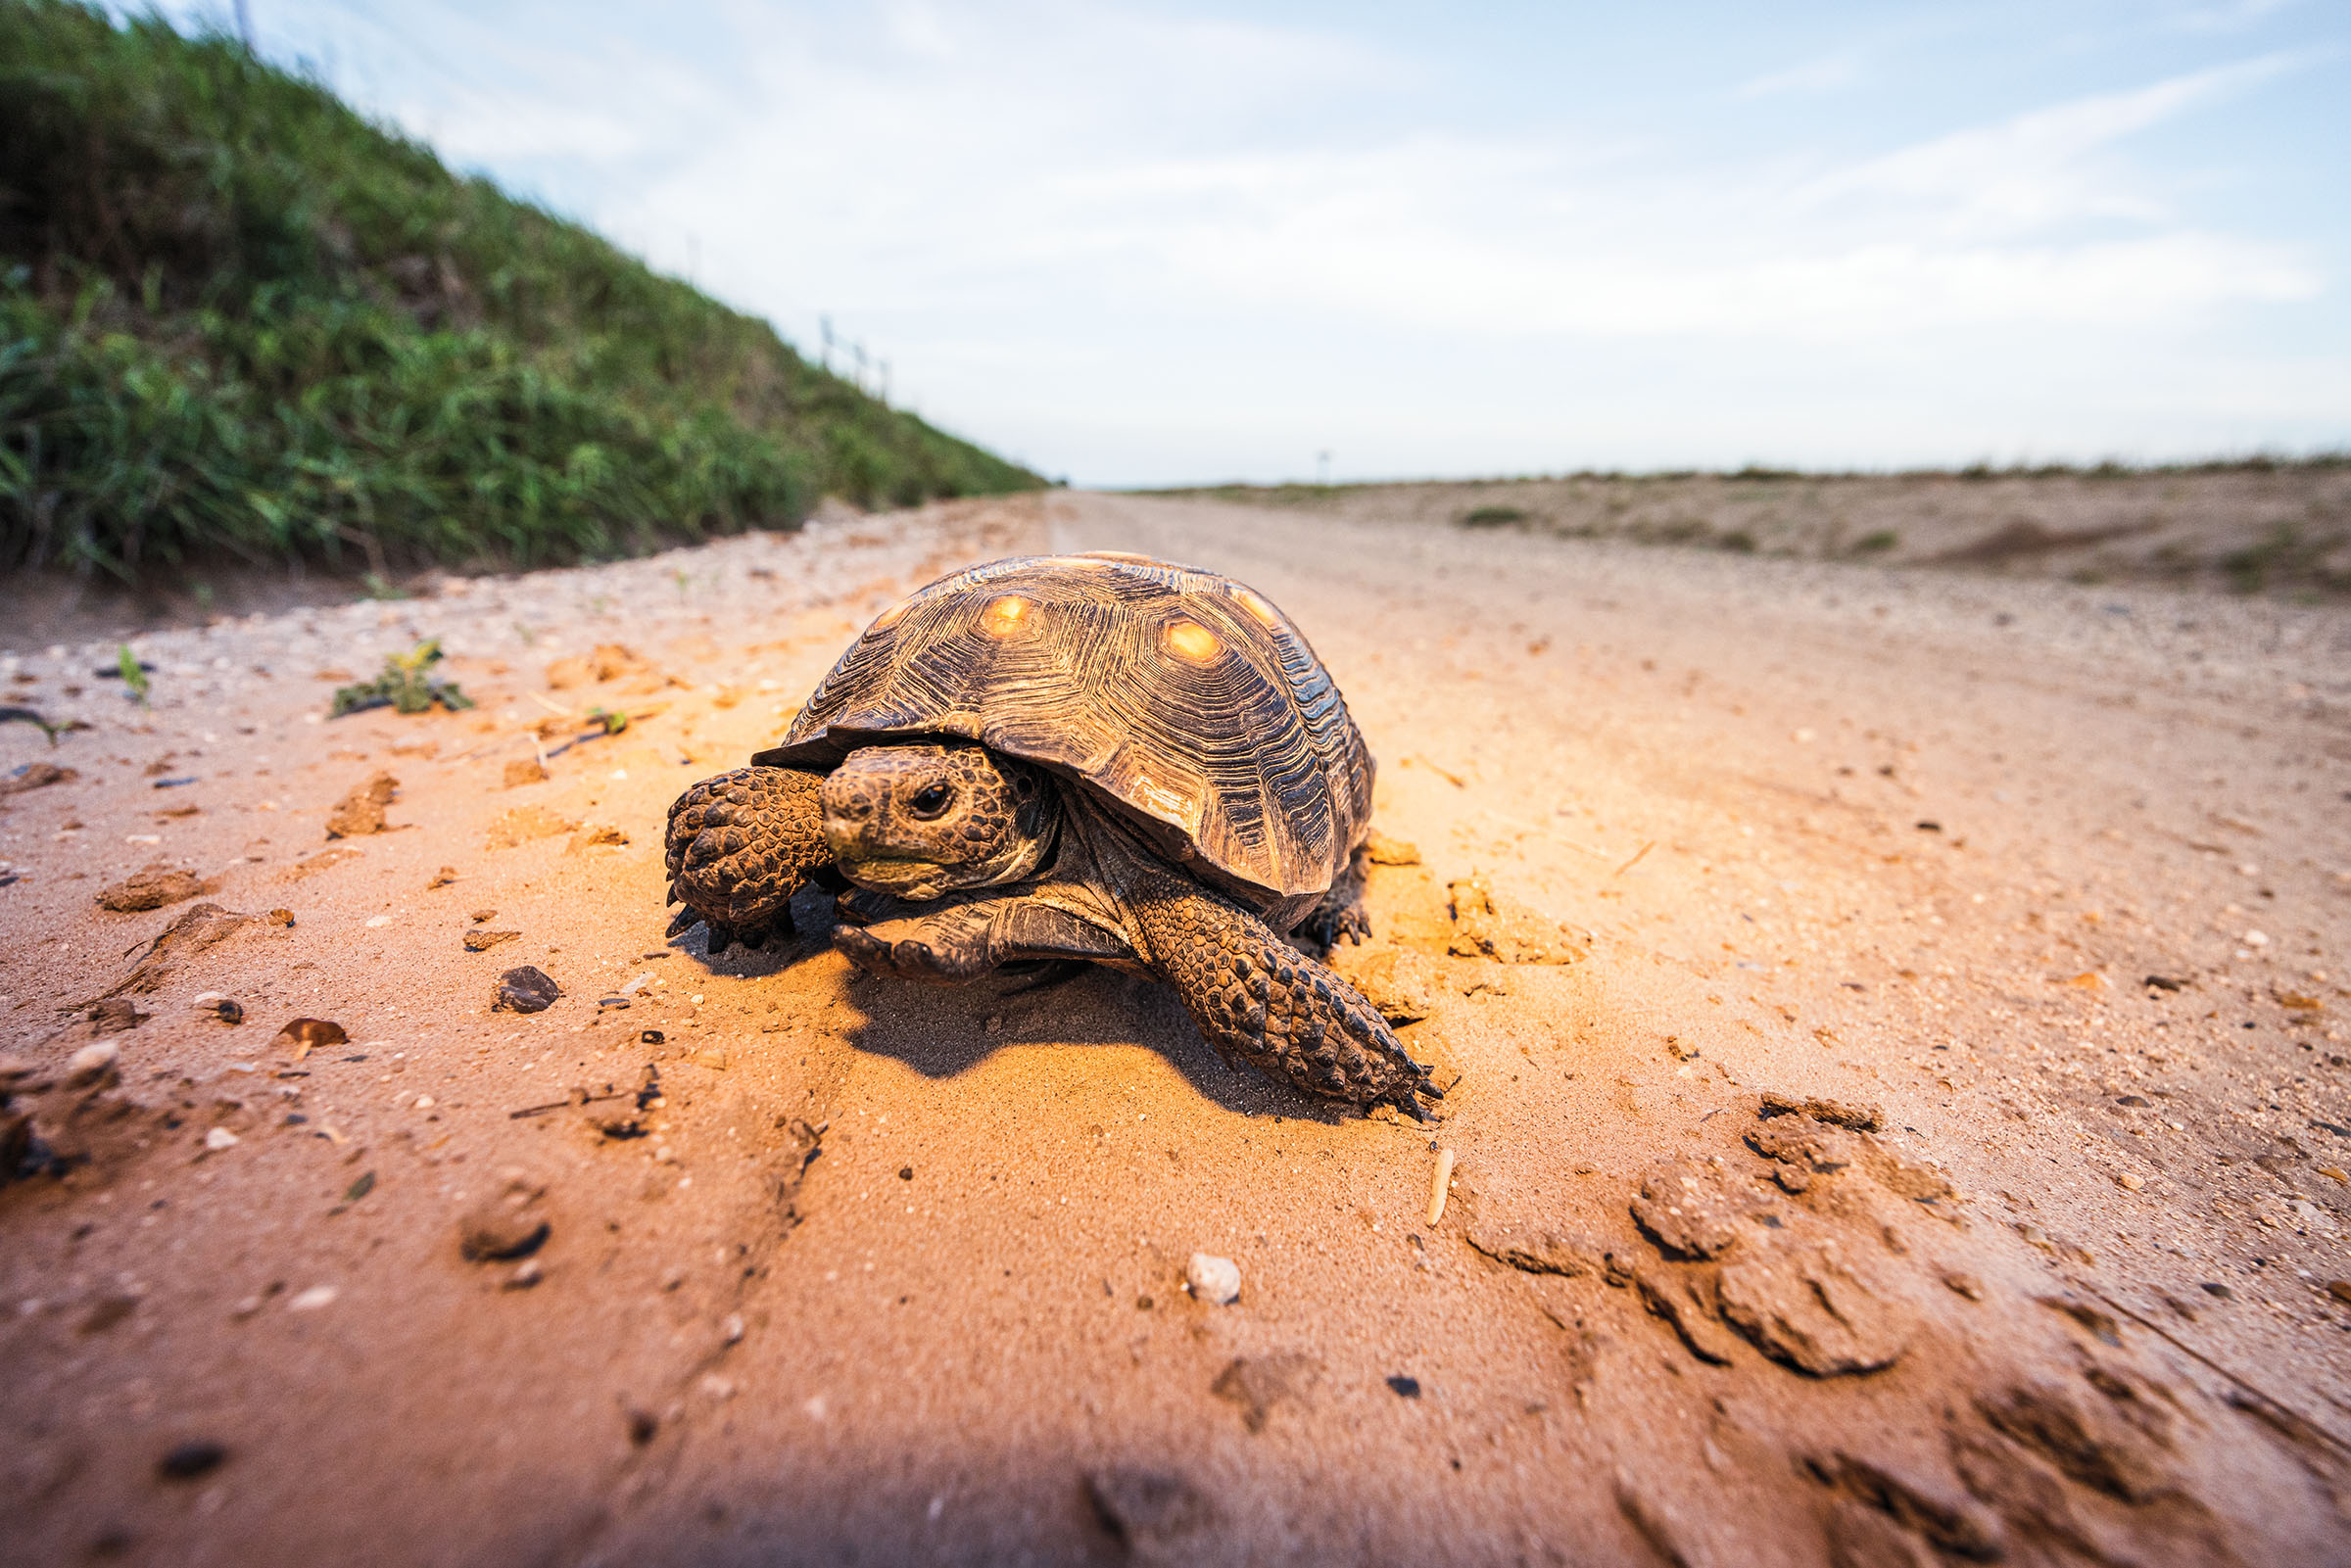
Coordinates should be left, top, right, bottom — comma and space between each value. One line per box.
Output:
193, 0, 2348, 477
1799, 53, 2305, 236
1735, 48, 1866, 99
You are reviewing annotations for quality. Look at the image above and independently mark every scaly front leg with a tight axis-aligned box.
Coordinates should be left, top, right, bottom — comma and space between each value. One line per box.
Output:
1124, 862, 1440, 1118
664, 766, 833, 953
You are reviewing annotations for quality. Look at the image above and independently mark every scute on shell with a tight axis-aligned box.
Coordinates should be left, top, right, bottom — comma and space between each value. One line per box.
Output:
754, 553, 1373, 927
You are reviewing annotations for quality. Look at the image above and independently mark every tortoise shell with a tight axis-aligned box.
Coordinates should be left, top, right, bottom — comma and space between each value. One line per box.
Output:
754, 552, 1373, 925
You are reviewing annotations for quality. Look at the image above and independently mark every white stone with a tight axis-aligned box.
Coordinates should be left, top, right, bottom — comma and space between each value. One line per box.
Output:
1186, 1252, 1241, 1306
204, 1127, 240, 1151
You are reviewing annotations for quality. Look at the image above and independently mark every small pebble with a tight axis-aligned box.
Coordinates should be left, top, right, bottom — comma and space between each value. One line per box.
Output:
1186, 1253, 1241, 1306
204, 1127, 239, 1152
190, 993, 244, 1024
287, 1285, 337, 1311
495, 966, 561, 1014
458, 1197, 550, 1261
65, 1042, 121, 1089
504, 1259, 544, 1290
1386, 1374, 1421, 1398
2116, 1171, 2144, 1191
156, 1440, 228, 1482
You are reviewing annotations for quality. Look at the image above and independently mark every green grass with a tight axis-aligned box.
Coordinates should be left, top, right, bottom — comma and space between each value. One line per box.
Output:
0, 1, 1040, 585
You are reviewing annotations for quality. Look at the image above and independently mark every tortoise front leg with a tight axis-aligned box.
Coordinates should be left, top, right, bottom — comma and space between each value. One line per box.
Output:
1124, 866, 1439, 1118
665, 766, 833, 953
835, 892, 1134, 982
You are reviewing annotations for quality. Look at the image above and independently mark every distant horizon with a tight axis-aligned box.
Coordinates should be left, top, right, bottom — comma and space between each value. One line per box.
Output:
1123, 449, 2351, 492
152, 1, 2351, 488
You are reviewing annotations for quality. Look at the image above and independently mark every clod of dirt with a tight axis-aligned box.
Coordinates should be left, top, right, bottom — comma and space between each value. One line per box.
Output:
94, 863, 211, 913
566, 823, 629, 853
271, 1018, 348, 1061
155, 1440, 228, 1482
451, 1212, 543, 1269
288, 847, 364, 879
107, 903, 258, 996
485, 806, 578, 850
427, 866, 458, 889
1715, 1240, 1910, 1375
1365, 832, 1421, 866
1084, 1466, 1216, 1563
1759, 1090, 1884, 1132
1973, 1372, 2182, 1504
0, 761, 76, 794
65, 1042, 121, 1090
1636, 1267, 1739, 1364
1630, 1158, 1754, 1259
1803, 1450, 2005, 1562
1327, 943, 1435, 1023
84, 1001, 144, 1037
495, 966, 561, 1014
1465, 1224, 1601, 1277
545, 642, 648, 689
323, 772, 400, 839
1186, 1253, 1241, 1305
457, 1189, 551, 1263
503, 758, 549, 787
1447, 874, 1583, 964
1210, 1354, 1316, 1434
463, 929, 519, 953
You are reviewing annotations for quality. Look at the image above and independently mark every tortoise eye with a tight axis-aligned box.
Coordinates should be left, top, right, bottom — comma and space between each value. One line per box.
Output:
907, 783, 954, 818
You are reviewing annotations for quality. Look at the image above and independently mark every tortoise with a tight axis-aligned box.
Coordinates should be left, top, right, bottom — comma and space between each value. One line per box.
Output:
662, 551, 1439, 1118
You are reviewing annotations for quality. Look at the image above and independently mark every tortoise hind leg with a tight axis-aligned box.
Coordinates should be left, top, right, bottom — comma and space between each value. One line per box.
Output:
1297, 843, 1371, 952
1124, 866, 1438, 1118
665, 765, 832, 952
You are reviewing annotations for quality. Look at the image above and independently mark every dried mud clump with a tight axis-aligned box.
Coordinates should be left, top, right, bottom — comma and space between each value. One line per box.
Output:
457, 1179, 552, 1262
485, 806, 578, 850
323, 773, 402, 838
1447, 873, 1584, 964
108, 904, 259, 995
95, 863, 213, 913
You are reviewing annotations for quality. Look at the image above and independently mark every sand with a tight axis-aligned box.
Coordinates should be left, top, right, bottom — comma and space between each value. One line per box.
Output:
3, 490, 2349, 1566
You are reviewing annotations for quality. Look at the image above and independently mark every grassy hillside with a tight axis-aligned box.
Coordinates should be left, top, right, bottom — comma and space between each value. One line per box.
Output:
0, 0, 1041, 586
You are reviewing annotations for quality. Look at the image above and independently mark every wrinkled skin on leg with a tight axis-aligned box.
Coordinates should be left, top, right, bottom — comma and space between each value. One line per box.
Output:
1119, 853, 1439, 1119
664, 765, 833, 952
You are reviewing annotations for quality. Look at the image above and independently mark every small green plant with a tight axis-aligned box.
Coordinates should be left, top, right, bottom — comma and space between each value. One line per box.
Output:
361, 573, 409, 601
1716, 530, 1758, 553
330, 638, 475, 716
1851, 530, 1900, 554
116, 643, 150, 705
584, 705, 629, 736
1459, 505, 1528, 529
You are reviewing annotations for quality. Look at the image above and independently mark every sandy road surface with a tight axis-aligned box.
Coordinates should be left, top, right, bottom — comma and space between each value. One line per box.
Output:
4, 490, 2350, 1566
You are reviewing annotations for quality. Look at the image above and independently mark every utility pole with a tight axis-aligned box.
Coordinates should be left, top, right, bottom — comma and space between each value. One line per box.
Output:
819, 314, 834, 371
1317, 450, 1331, 486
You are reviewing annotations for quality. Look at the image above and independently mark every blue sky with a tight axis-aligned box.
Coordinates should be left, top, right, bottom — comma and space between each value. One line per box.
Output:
161, 1, 2348, 484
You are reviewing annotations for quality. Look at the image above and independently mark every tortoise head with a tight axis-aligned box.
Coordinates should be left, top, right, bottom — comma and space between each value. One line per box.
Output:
821, 741, 1057, 901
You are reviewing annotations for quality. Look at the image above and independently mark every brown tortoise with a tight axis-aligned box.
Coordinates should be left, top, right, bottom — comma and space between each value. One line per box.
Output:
662, 551, 1439, 1118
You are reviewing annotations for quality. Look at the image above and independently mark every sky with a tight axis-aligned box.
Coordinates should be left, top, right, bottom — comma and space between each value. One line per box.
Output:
158, 0, 2350, 485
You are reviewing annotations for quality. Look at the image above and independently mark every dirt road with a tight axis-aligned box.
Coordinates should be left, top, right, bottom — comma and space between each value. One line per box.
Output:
4, 491, 2349, 1566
